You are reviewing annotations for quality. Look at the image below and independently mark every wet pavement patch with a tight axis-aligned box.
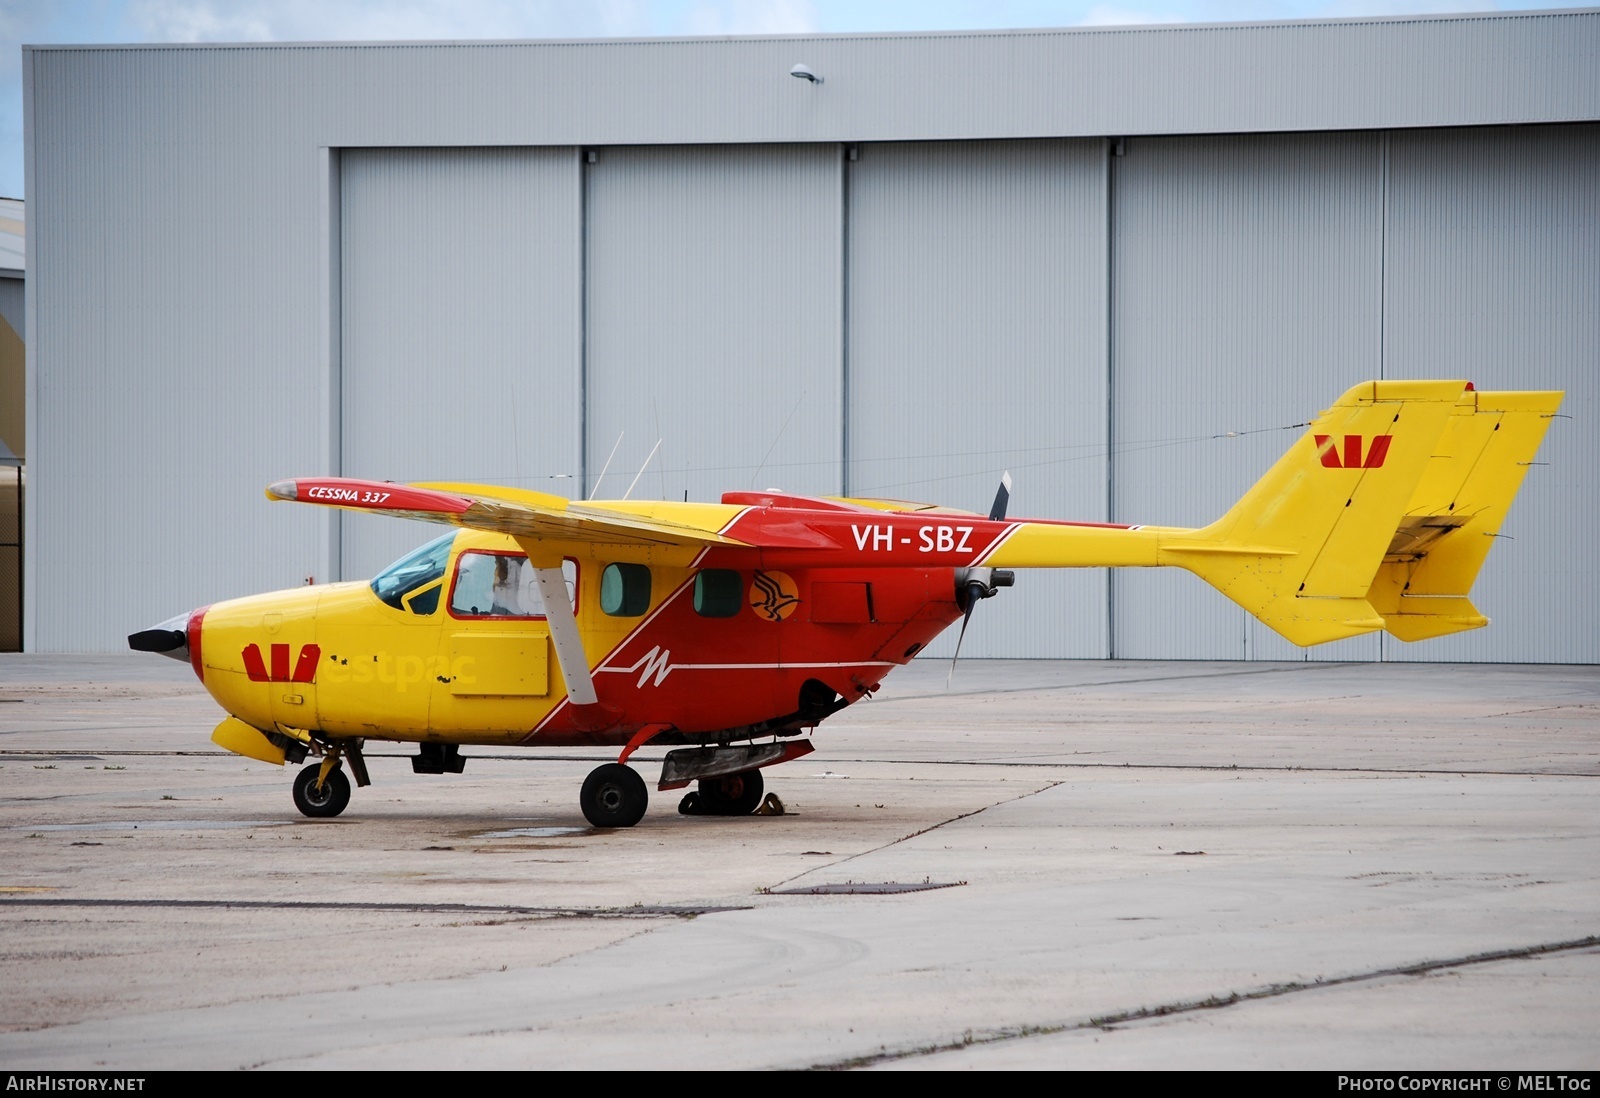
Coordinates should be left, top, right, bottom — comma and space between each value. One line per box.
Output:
478, 826, 587, 839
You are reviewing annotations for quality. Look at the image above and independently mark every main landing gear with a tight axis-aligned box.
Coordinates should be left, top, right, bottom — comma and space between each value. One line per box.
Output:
579, 764, 649, 828
577, 762, 768, 826
579, 740, 812, 827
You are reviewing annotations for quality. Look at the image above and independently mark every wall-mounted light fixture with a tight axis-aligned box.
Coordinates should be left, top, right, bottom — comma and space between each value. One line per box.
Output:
790, 63, 822, 85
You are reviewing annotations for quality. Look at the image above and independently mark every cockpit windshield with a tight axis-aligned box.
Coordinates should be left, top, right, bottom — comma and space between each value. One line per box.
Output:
370, 532, 455, 611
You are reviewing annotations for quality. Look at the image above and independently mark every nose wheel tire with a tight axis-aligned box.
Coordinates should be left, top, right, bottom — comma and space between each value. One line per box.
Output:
292, 763, 351, 818
580, 763, 648, 828
697, 768, 764, 816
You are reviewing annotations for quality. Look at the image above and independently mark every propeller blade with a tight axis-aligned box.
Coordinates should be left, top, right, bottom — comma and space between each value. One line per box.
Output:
988, 471, 1012, 521
947, 600, 976, 687
950, 473, 1013, 686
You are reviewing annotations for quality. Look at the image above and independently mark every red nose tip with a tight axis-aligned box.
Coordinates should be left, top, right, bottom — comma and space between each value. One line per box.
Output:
128, 607, 210, 682
187, 606, 209, 682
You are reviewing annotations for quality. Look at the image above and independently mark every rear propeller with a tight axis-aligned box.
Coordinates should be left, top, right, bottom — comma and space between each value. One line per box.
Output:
948, 472, 1016, 685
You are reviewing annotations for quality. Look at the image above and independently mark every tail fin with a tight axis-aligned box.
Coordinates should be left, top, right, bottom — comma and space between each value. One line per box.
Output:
1161, 381, 1561, 647
1363, 388, 1564, 640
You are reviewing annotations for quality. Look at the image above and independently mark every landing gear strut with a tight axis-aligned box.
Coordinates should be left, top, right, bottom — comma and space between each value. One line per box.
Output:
292, 760, 351, 818
580, 763, 648, 828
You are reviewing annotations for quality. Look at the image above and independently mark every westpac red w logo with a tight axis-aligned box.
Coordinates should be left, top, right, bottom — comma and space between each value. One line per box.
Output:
1315, 434, 1392, 470
242, 643, 321, 683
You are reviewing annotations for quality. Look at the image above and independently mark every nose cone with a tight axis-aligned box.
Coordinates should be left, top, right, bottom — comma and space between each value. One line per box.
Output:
128, 607, 208, 680
128, 612, 191, 659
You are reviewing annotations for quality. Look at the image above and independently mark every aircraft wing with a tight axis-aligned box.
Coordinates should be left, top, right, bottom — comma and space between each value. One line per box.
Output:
265, 478, 751, 549
828, 496, 983, 517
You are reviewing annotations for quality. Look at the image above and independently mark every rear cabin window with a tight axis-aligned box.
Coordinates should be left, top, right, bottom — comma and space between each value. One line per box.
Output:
371, 533, 453, 615
600, 563, 651, 617
449, 553, 576, 618
693, 569, 743, 618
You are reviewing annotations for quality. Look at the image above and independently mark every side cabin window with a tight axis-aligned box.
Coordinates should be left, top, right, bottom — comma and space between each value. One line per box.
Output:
370, 532, 453, 616
600, 563, 651, 617
693, 569, 743, 618
449, 552, 576, 619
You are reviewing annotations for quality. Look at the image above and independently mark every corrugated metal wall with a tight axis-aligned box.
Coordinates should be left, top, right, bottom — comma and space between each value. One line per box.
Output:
24, 14, 1600, 150
1104, 125, 1599, 663
339, 147, 580, 580
583, 144, 842, 505
845, 139, 1109, 658
29, 48, 331, 650
24, 31, 1600, 658
1381, 124, 1599, 664
1110, 132, 1386, 662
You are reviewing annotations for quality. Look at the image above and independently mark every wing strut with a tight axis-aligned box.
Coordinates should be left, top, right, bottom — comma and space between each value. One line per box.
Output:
532, 566, 598, 706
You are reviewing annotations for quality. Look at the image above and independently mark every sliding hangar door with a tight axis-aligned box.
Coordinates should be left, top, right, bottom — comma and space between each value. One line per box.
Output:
337, 138, 1110, 660
339, 147, 580, 579
335, 126, 1596, 663
1108, 125, 1595, 664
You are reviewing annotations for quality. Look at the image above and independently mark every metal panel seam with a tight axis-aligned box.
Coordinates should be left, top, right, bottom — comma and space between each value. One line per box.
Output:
20, 45, 34, 651
1105, 136, 1117, 660
575, 145, 586, 500
838, 142, 849, 497
319, 146, 343, 583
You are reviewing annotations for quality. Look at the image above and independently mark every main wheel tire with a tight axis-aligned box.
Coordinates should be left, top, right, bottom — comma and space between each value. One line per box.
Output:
697, 769, 764, 816
580, 763, 648, 828
292, 763, 351, 818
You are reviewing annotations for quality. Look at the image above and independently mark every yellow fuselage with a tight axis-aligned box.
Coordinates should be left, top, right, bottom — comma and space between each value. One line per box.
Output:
198, 529, 685, 746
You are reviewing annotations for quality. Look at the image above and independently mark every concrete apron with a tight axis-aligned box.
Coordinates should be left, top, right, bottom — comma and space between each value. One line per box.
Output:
0, 656, 1595, 1069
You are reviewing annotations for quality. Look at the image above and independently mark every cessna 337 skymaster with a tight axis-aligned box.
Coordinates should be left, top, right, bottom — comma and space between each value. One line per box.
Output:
130, 381, 1560, 827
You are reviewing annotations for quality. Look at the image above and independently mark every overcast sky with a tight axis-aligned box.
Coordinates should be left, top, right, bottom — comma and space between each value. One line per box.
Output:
0, 0, 1588, 200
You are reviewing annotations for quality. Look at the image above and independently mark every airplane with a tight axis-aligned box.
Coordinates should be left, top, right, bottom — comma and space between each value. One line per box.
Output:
129, 380, 1561, 827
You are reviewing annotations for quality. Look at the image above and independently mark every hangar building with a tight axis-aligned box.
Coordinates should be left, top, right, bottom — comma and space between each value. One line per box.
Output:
22, 10, 1600, 660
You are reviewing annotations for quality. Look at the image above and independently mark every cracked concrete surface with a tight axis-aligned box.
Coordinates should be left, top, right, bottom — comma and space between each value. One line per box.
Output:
0, 655, 1596, 1069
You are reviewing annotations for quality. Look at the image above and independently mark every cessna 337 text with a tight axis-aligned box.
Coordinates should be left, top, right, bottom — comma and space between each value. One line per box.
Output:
129, 381, 1561, 827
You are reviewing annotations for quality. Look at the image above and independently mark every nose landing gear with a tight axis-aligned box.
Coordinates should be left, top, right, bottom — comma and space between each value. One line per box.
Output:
290, 739, 366, 818
292, 759, 351, 818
